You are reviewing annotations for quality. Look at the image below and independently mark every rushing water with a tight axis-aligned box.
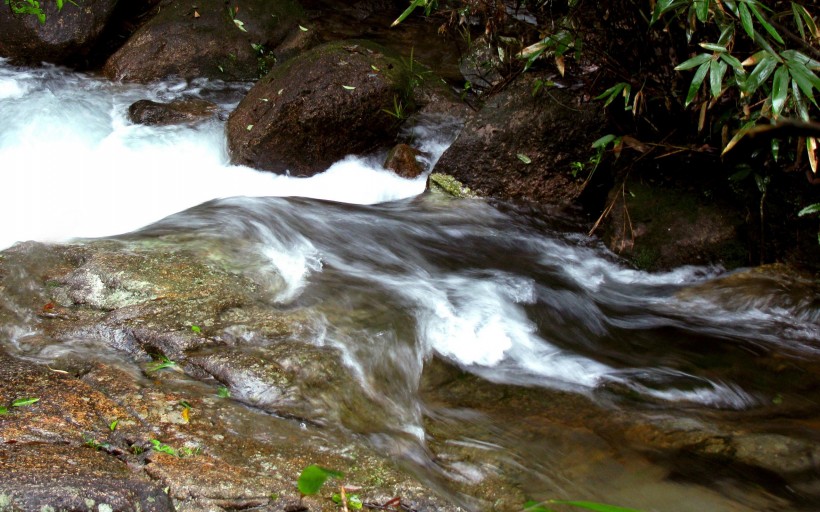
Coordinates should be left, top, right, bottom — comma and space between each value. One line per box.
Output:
1, 59, 819, 511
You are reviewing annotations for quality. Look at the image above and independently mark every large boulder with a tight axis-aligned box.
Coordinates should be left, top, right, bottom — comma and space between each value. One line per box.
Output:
104, 0, 307, 82
227, 40, 422, 176
433, 73, 604, 206
0, 0, 120, 65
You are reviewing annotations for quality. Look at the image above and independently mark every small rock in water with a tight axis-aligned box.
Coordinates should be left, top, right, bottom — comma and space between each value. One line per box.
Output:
384, 144, 425, 179
128, 98, 218, 126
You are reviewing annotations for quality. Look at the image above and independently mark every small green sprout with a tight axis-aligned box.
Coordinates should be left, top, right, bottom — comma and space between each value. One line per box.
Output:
109, 419, 119, 431
217, 386, 230, 398
146, 355, 177, 373
12, 397, 39, 407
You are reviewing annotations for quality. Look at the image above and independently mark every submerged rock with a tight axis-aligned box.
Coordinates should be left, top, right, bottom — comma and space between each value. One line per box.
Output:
104, 0, 307, 82
226, 40, 444, 176
0, 0, 120, 66
434, 73, 604, 206
0, 241, 466, 511
128, 98, 218, 126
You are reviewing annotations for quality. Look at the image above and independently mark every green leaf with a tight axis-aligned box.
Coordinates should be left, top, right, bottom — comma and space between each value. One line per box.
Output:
190, 325, 201, 333
782, 50, 820, 71
710, 58, 728, 97
792, 78, 811, 120
675, 52, 712, 71
696, 0, 709, 22
0, 406, 8, 415
391, 0, 426, 27
12, 397, 39, 407
595, 82, 628, 108
786, 60, 820, 105
720, 53, 744, 73
738, 2, 754, 38
749, 2, 785, 44
591, 134, 617, 149
150, 439, 178, 457
793, 2, 819, 39
744, 54, 778, 95
771, 65, 789, 117
517, 154, 532, 164
717, 24, 735, 47
685, 60, 710, 106
297, 465, 344, 496
299, 25, 308, 32
722, 119, 758, 155
798, 203, 820, 216
548, 500, 644, 512
233, 19, 247, 32
56, 0, 63, 10
792, 2, 807, 40
523, 501, 554, 512
146, 355, 177, 373
217, 386, 230, 398
342, 85, 356, 90
699, 42, 727, 52
109, 419, 119, 431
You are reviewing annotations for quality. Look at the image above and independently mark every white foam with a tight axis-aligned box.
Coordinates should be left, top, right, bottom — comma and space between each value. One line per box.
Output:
0, 63, 437, 250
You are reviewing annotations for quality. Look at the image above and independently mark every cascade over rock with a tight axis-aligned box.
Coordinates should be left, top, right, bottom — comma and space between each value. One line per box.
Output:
104, 0, 307, 82
434, 73, 604, 207
0, 0, 120, 65
227, 40, 421, 176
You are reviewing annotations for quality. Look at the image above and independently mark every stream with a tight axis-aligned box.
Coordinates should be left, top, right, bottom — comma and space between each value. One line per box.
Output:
1, 59, 819, 512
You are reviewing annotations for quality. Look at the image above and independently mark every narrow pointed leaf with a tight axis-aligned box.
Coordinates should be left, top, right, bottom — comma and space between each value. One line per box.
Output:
771, 65, 789, 117
685, 61, 710, 106
700, 42, 727, 52
795, 3, 819, 39
591, 134, 617, 149
739, 2, 754, 38
798, 203, 820, 216
809, 137, 818, 173
722, 120, 757, 155
744, 55, 778, 94
753, 31, 782, 60
391, 0, 425, 27
675, 53, 712, 70
717, 24, 735, 46
742, 50, 767, 67
782, 50, 820, 70
720, 52, 745, 73
710, 58, 728, 97
787, 60, 820, 103
792, 2, 807, 40
792, 79, 811, 120
749, 2, 785, 44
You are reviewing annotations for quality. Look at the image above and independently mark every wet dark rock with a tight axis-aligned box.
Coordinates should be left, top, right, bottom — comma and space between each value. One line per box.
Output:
458, 35, 505, 91
434, 73, 604, 207
128, 98, 218, 126
602, 181, 747, 270
227, 40, 423, 176
104, 0, 306, 82
384, 144, 425, 178
0, 0, 119, 66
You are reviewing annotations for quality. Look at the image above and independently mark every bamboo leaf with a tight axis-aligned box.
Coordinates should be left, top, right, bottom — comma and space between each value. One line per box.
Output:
744, 54, 778, 94
795, 3, 819, 39
771, 65, 789, 117
700, 42, 727, 52
798, 203, 820, 216
809, 136, 818, 173
742, 50, 767, 67
686, 61, 710, 106
786, 59, 820, 104
710, 58, 728, 97
792, 2, 807, 40
675, 53, 712, 70
782, 50, 820, 70
391, 0, 426, 27
739, 2, 754, 38
792, 78, 811, 120
749, 2, 785, 44
591, 134, 617, 149
717, 24, 735, 46
696, 0, 710, 22
722, 119, 757, 155
720, 52, 745, 73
